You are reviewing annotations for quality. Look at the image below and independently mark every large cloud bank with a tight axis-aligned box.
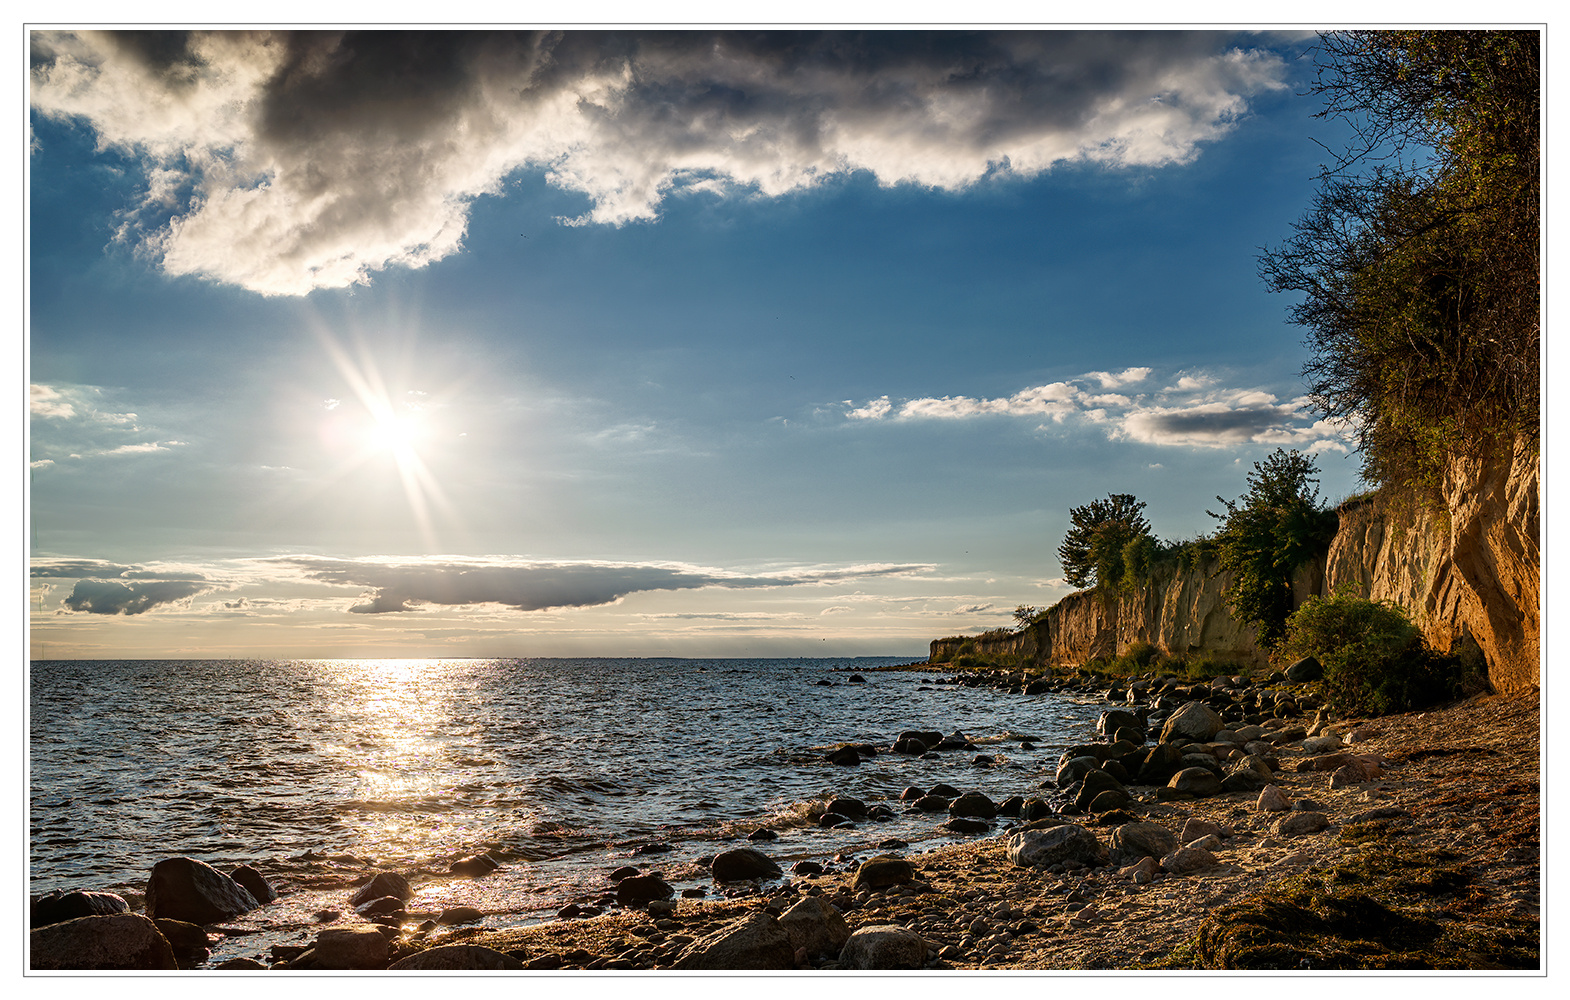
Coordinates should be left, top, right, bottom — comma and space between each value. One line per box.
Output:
30, 30, 1288, 295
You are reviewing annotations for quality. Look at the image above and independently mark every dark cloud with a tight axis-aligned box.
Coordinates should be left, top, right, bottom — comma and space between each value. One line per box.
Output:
276, 555, 929, 613
61, 579, 209, 615
31, 558, 136, 578
30, 29, 1289, 295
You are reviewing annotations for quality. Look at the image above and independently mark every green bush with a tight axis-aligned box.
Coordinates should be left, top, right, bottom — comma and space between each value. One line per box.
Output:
1281, 587, 1458, 715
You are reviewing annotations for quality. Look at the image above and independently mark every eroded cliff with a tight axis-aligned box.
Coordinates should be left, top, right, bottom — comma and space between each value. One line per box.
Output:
931, 436, 1539, 695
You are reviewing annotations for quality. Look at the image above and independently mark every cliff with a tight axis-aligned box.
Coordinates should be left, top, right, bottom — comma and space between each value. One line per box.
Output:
931, 436, 1539, 695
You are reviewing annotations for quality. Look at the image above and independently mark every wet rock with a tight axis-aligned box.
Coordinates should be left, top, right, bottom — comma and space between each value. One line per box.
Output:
824, 746, 861, 766
1136, 743, 1187, 785
1089, 789, 1131, 813
153, 918, 211, 966
747, 828, 779, 842
354, 895, 404, 919
1056, 755, 1102, 786
228, 864, 277, 904
1073, 769, 1126, 811
388, 944, 524, 970
616, 873, 674, 908
30, 913, 178, 970
350, 871, 413, 907
827, 796, 869, 820
899, 786, 925, 801
672, 912, 795, 970
437, 906, 484, 925
284, 925, 389, 970
851, 855, 915, 890
911, 795, 951, 812
449, 854, 501, 877
947, 791, 998, 818
940, 816, 991, 834
1006, 824, 1102, 869
711, 848, 782, 882
1098, 709, 1140, 736
819, 812, 852, 828
31, 889, 129, 929
838, 924, 928, 970
998, 795, 1025, 816
146, 857, 260, 925
791, 861, 825, 876
608, 865, 641, 881
928, 782, 962, 798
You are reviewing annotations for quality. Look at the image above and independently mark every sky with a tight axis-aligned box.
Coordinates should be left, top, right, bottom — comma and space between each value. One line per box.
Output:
25, 26, 1388, 660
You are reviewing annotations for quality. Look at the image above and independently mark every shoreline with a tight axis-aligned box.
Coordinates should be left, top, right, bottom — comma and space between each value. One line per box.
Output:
30, 665, 1541, 971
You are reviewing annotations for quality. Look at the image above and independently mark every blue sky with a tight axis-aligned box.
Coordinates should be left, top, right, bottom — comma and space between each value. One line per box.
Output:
26, 28, 1375, 659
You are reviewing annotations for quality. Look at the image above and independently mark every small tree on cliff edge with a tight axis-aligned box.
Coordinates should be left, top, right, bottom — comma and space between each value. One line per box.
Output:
1209, 449, 1340, 650
1058, 493, 1153, 591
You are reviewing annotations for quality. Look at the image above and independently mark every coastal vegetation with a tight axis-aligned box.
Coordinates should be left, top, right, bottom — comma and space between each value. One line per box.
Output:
1258, 30, 1540, 502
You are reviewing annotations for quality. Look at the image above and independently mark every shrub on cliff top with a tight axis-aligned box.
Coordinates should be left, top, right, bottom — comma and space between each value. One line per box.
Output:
1281, 586, 1457, 716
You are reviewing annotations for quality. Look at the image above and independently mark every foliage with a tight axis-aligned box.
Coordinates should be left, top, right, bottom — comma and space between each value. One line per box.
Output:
1120, 534, 1158, 587
1281, 585, 1458, 715
1011, 604, 1044, 632
1209, 449, 1340, 650
1259, 30, 1540, 498
1057, 493, 1154, 590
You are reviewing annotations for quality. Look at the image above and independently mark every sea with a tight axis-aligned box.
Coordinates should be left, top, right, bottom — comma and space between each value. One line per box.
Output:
29, 657, 1109, 964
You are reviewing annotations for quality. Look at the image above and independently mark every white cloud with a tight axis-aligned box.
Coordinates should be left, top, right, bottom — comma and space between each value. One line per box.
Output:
30, 30, 1289, 296
843, 366, 1359, 454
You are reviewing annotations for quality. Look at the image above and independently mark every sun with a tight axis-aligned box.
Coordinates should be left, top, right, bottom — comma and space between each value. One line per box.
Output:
366, 405, 428, 460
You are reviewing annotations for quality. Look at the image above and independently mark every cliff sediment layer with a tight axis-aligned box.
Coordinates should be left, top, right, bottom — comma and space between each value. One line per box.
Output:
932, 437, 1539, 695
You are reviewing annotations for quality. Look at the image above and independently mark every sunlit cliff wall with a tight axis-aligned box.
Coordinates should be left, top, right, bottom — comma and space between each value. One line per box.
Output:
931, 436, 1539, 695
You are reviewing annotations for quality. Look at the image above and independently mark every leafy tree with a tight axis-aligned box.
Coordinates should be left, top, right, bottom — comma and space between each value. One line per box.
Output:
1057, 493, 1153, 590
1208, 449, 1339, 650
1011, 605, 1042, 632
1259, 30, 1539, 498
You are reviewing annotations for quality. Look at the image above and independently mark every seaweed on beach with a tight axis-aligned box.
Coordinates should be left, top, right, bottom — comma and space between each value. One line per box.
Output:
1158, 842, 1539, 970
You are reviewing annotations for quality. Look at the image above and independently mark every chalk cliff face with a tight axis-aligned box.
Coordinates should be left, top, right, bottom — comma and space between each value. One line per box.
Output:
931, 436, 1539, 695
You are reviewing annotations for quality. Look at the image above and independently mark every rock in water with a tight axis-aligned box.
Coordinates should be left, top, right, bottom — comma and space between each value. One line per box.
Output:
711, 848, 782, 882
31, 889, 129, 928
448, 854, 501, 877
146, 857, 260, 924
280, 926, 389, 970
229, 864, 278, 903
349, 871, 413, 906
947, 791, 998, 818
838, 925, 929, 969
672, 912, 796, 970
30, 913, 178, 970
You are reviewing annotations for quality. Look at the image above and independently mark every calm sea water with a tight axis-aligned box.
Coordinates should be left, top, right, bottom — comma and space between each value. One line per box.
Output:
30, 658, 1106, 958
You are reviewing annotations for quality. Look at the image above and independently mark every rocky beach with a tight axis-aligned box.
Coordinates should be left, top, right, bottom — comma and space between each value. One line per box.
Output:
29, 664, 1541, 972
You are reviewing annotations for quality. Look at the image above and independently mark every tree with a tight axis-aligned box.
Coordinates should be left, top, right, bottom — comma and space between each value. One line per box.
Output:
1258, 30, 1539, 498
1208, 449, 1340, 650
1057, 493, 1153, 591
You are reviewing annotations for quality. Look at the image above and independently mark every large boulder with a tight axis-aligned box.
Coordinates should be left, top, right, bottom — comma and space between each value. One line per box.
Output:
838, 925, 928, 970
146, 857, 260, 924
1160, 702, 1225, 743
30, 913, 178, 970
31, 889, 129, 928
1108, 822, 1179, 865
1006, 824, 1102, 869
826, 796, 869, 820
1073, 769, 1126, 811
672, 912, 795, 970
388, 945, 525, 970
711, 848, 782, 882
1135, 743, 1187, 785
778, 895, 851, 958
